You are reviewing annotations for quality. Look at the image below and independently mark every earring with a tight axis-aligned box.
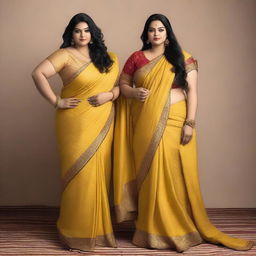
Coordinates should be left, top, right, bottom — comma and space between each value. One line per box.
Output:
71, 39, 74, 46
89, 40, 93, 44
146, 40, 150, 44
164, 39, 170, 46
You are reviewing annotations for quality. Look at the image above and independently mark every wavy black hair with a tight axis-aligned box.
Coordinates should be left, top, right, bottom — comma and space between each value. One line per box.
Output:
141, 14, 187, 90
60, 13, 113, 73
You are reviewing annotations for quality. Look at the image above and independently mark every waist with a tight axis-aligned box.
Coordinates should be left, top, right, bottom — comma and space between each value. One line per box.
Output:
170, 88, 185, 105
168, 100, 187, 127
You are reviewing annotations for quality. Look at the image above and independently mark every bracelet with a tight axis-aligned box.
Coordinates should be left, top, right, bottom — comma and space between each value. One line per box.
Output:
184, 119, 196, 128
54, 96, 60, 109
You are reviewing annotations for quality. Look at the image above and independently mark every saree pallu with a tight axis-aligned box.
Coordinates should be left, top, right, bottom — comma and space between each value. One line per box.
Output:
56, 53, 118, 251
114, 52, 253, 252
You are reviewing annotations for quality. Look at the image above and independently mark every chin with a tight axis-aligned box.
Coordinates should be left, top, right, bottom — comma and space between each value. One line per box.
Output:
151, 41, 164, 47
77, 42, 89, 47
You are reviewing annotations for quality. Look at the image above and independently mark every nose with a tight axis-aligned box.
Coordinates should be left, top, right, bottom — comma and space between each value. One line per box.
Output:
80, 31, 85, 37
154, 30, 159, 36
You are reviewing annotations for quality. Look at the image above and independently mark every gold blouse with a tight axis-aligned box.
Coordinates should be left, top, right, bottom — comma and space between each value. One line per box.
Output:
47, 48, 91, 85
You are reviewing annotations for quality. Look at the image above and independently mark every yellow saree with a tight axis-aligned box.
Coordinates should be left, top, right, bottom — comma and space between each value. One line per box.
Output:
54, 52, 119, 251
114, 51, 253, 252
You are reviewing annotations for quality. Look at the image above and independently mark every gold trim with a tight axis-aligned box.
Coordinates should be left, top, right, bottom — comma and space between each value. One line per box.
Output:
58, 229, 117, 251
63, 61, 91, 86
132, 229, 203, 252
141, 51, 163, 62
62, 106, 114, 191
133, 55, 163, 85
186, 60, 198, 73
114, 179, 138, 223
230, 241, 254, 251
136, 91, 172, 190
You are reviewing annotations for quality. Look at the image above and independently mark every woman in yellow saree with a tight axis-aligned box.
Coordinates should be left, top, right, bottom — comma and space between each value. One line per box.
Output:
114, 14, 253, 252
32, 13, 119, 252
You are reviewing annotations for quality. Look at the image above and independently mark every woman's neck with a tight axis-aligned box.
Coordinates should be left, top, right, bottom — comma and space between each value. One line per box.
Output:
149, 44, 165, 55
74, 45, 90, 58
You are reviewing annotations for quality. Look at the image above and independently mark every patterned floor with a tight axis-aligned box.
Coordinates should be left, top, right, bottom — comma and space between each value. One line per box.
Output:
0, 207, 255, 255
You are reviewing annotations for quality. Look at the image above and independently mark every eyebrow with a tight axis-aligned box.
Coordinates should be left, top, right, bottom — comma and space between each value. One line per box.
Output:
74, 27, 89, 30
148, 26, 165, 29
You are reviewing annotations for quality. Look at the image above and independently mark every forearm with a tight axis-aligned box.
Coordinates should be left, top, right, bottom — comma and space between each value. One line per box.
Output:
185, 69, 198, 121
110, 85, 120, 101
32, 71, 57, 106
186, 89, 197, 120
120, 84, 135, 98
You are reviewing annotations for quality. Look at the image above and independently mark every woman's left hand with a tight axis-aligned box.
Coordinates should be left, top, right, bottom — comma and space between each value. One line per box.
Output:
87, 92, 113, 107
181, 125, 193, 145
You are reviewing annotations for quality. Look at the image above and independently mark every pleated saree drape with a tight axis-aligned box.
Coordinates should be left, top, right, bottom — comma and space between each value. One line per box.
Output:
56, 53, 119, 251
114, 52, 253, 252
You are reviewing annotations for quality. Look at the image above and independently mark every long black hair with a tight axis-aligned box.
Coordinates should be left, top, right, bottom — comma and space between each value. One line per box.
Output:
141, 14, 187, 90
60, 13, 113, 73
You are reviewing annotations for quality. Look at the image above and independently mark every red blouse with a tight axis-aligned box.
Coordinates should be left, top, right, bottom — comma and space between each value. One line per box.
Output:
122, 51, 197, 89
123, 51, 149, 77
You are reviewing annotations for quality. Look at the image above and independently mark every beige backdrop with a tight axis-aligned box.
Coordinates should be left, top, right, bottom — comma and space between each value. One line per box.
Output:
0, 0, 255, 207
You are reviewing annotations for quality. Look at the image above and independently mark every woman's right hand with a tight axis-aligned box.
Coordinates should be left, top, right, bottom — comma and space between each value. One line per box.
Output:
133, 87, 150, 102
56, 97, 82, 109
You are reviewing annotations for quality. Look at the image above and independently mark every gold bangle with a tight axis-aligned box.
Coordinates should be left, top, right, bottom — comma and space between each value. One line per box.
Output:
54, 96, 60, 109
184, 119, 195, 128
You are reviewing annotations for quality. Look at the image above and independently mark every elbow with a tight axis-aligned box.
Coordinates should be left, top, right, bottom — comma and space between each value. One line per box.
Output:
120, 84, 128, 96
31, 65, 44, 79
119, 83, 134, 98
119, 84, 124, 94
31, 68, 42, 88
31, 68, 44, 83
31, 68, 38, 79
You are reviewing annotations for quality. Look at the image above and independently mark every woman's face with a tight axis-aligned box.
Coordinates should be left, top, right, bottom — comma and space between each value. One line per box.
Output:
147, 20, 167, 46
72, 22, 91, 47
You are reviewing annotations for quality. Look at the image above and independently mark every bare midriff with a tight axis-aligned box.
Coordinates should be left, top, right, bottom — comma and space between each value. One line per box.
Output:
170, 87, 186, 104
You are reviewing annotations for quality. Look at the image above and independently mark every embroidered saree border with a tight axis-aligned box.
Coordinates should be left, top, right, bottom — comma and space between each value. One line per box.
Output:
133, 56, 195, 192
114, 179, 138, 223
136, 91, 172, 190
114, 55, 167, 221
133, 55, 197, 84
133, 54, 163, 84
132, 229, 203, 252
61, 106, 115, 191
63, 62, 92, 86
58, 229, 117, 251
186, 58, 198, 73
230, 241, 254, 251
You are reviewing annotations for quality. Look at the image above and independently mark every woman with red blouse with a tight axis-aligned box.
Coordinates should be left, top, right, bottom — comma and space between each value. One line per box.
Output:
113, 13, 253, 252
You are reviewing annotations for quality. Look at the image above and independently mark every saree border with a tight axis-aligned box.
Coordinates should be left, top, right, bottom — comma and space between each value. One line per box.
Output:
136, 91, 172, 190
61, 105, 115, 191
231, 241, 254, 251
132, 229, 203, 252
63, 61, 92, 86
58, 229, 117, 251
185, 57, 198, 73
114, 179, 138, 223
115, 56, 170, 221
133, 54, 163, 84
